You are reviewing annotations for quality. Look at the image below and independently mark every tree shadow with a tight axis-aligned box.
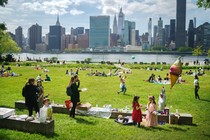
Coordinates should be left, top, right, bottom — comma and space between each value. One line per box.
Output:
74, 117, 96, 125
200, 99, 210, 102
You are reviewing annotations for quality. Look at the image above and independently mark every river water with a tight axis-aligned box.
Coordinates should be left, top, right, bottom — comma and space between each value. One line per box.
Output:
13, 53, 208, 64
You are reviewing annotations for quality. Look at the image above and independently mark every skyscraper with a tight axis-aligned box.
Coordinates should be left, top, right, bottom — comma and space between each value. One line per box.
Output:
153, 25, 158, 46
158, 17, 163, 46
148, 18, 152, 45
49, 16, 62, 51
195, 22, 210, 52
113, 15, 118, 34
175, 0, 186, 48
28, 24, 42, 50
188, 19, 194, 48
89, 16, 110, 48
118, 8, 125, 45
170, 19, 176, 42
164, 25, 170, 45
15, 26, 23, 48
124, 20, 135, 46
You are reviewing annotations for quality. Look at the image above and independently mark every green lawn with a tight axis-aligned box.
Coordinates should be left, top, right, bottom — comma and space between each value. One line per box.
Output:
0, 62, 210, 140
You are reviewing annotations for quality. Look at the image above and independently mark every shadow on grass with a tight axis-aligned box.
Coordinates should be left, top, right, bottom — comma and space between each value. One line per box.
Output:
168, 126, 187, 132
122, 94, 133, 97
44, 133, 59, 138
74, 117, 96, 125
0, 105, 14, 108
140, 125, 171, 132
200, 99, 210, 102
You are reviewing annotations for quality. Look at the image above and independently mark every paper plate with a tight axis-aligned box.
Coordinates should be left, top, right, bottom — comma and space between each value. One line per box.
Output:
81, 88, 87, 92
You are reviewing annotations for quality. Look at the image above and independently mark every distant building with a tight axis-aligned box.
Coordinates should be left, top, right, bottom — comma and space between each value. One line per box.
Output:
85, 29, 89, 34
135, 30, 140, 46
195, 22, 210, 52
170, 19, 176, 42
118, 8, 125, 46
28, 23, 42, 50
153, 25, 158, 46
157, 17, 163, 46
188, 19, 195, 48
164, 25, 170, 46
89, 16, 110, 49
110, 33, 118, 47
113, 15, 118, 34
148, 18, 152, 45
124, 20, 135, 46
36, 43, 47, 52
48, 16, 62, 51
77, 34, 89, 49
175, 0, 186, 48
15, 26, 23, 48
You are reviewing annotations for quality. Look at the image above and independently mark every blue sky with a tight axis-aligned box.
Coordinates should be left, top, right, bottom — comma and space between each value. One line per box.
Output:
0, 0, 209, 37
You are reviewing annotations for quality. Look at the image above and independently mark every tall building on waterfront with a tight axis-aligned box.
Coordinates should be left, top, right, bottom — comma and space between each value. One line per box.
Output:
28, 23, 42, 50
195, 22, 210, 52
188, 19, 195, 48
148, 18, 152, 45
175, 0, 186, 48
153, 25, 158, 46
164, 25, 170, 46
157, 17, 163, 46
124, 20, 135, 46
15, 26, 23, 48
170, 19, 176, 42
48, 16, 62, 51
113, 15, 118, 34
89, 16, 110, 48
118, 8, 125, 45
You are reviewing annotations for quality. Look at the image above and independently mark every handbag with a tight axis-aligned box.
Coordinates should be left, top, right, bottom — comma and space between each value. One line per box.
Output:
66, 86, 73, 96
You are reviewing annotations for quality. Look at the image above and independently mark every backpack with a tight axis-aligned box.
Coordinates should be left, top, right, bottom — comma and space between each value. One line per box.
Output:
66, 86, 73, 96
22, 86, 26, 97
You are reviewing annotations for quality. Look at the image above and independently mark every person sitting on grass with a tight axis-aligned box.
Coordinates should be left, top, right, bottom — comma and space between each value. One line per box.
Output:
45, 74, 51, 81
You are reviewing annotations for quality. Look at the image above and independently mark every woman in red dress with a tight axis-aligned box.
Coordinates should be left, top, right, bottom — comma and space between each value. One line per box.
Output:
132, 96, 142, 127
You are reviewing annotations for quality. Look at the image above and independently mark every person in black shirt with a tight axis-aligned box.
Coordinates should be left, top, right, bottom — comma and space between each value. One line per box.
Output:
68, 75, 81, 118
22, 78, 39, 116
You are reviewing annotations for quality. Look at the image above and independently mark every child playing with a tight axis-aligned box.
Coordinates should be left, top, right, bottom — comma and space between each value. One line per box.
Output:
132, 96, 142, 127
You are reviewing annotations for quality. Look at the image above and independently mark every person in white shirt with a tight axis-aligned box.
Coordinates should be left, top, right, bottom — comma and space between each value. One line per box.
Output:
194, 75, 200, 100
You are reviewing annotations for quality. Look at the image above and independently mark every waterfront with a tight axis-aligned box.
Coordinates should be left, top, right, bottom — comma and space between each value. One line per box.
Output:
14, 53, 208, 64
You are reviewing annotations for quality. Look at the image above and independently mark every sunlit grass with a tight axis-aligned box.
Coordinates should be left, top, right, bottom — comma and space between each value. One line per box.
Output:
0, 63, 210, 140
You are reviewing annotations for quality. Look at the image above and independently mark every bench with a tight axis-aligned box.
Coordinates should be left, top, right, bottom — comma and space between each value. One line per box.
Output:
15, 100, 69, 114
15, 101, 192, 125
0, 116, 54, 135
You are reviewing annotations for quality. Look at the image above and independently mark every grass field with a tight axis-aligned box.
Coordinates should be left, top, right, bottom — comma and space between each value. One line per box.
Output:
0, 62, 210, 140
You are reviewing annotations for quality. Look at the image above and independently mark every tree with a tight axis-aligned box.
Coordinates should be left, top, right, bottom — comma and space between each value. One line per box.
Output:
0, 30, 21, 55
208, 49, 210, 57
192, 45, 203, 60
0, 0, 21, 58
197, 0, 210, 9
0, 0, 8, 7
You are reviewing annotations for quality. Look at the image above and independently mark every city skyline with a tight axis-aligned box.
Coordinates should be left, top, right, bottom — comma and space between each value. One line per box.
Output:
0, 0, 210, 37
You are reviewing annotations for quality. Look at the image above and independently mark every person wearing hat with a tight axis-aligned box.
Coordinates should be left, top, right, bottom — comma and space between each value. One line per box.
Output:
39, 98, 52, 122
132, 96, 142, 127
146, 95, 158, 127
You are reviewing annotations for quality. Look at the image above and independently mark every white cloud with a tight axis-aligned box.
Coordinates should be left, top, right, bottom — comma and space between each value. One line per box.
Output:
70, 8, 84, 15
